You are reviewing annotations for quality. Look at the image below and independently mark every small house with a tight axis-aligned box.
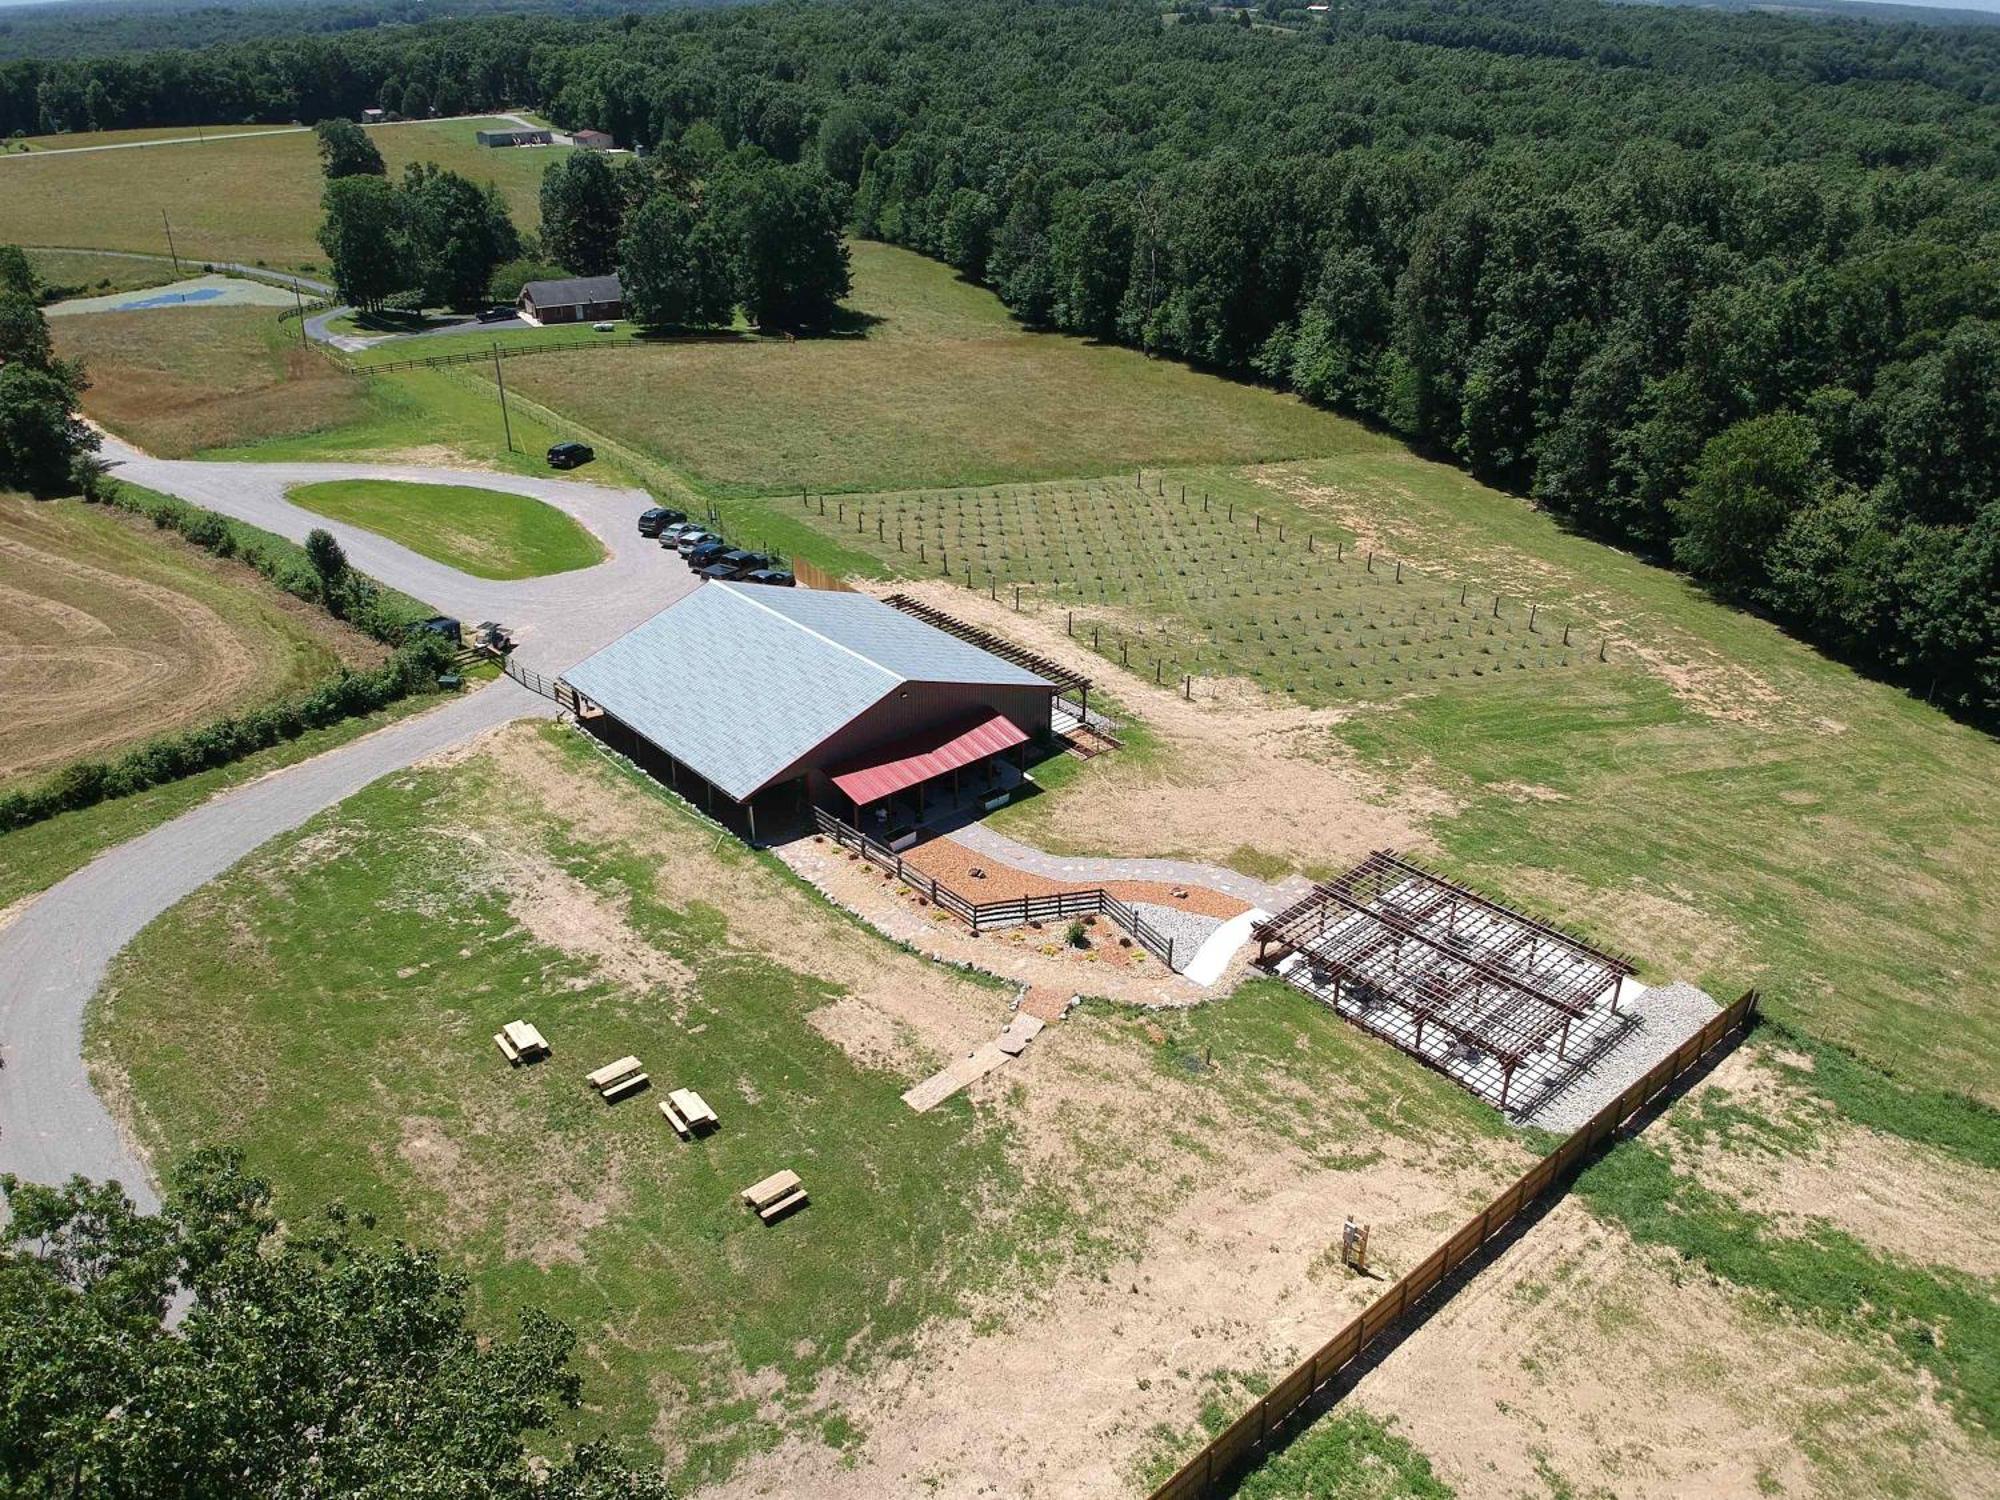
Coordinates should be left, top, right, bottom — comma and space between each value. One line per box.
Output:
517, 274, 624, 326
360, 107, 387, 125
571, 129, 615, 149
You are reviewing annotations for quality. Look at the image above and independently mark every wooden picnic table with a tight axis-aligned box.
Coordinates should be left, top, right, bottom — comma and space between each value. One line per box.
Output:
586, 1055, 642, 1090
503, 1021, 548, 1054
740, 1169, 802, 1209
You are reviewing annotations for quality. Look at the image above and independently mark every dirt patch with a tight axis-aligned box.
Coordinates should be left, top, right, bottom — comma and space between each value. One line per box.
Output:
806, 997, 928, 1074
899, 834, 1250, 918
394, 1112, 625, 1270
1516, 867, 1747, 988
866, 579, 1449, 877
1351, 1197, 1997, 1500
504, 856, 697, 1012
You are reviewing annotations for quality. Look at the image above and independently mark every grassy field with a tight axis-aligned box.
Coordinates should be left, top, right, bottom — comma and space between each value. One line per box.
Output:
493, 241, 1385, 498
0, 117, 574, 270
9, 122, 289, 151
89, 719, 1519, 1487
26, 248, 182, 300
0, 496, 383, 786
288, 479, 604, 580
344, 317, 650, 365
53, 306, 368, 457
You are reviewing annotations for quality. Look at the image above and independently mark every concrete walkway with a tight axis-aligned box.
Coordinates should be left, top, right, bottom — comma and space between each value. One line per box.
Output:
0, 440, 698, 1205
950, 821, 1313, 914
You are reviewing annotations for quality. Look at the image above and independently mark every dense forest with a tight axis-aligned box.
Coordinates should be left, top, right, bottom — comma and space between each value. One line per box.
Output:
5, 0, 1997, 717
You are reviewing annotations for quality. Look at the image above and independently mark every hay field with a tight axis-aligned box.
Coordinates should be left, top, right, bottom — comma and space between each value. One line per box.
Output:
0, 117, 574, 269
0, 497, 382, 785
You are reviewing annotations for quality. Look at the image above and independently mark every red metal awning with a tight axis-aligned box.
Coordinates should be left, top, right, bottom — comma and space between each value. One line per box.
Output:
830, 712, 1030, 806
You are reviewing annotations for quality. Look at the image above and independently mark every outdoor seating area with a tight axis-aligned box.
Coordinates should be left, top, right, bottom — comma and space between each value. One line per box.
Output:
493, 1019, 549, 1065
587, 1054, 649, 1102
660, 1087, 719, 1138
741, 1168, 809, 1224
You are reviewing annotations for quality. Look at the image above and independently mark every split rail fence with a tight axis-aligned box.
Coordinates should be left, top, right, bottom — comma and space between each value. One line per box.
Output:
812, 808, 1179, 969
1146, 986, 1761, 1500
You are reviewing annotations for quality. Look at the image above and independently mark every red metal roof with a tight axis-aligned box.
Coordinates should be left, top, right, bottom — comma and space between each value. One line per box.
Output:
830, 712, 1030, 806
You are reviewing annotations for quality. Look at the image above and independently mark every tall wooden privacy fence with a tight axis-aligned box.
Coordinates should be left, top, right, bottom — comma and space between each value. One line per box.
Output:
1146, 987, 1761, 1500
812, 808, 1179, 968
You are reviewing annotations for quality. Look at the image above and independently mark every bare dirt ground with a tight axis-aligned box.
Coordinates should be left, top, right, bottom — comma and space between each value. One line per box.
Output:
1350, 1195, 1997, 1500
704, 1012, 1527, 1500
866, 579, 1448, 879
899, 833, 1252, 919
0, 499, 380, 782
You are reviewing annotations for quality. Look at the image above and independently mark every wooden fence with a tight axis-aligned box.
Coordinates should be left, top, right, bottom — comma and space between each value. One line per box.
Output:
812, 808, 1179, 968
503, 657, 579, 712
1146, 986, 1762, 1500
356, 334, 634, 375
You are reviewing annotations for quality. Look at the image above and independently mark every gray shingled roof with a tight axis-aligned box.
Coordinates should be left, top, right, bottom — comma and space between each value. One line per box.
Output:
561, 582, 1050, 801
521, 274, 622, 308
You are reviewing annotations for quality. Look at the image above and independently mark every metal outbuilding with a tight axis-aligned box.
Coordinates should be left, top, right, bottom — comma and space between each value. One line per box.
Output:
561, 583, 1056, 838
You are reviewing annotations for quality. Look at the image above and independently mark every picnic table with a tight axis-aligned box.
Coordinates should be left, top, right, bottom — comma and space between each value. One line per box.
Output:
494, 1020, 549, 1065
660, 1088, 718, 1137
740, 1169, 808, 1223
586, 1055, 648, 1101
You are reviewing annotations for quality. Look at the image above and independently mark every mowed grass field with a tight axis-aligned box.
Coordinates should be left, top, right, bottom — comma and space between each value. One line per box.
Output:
495, 241, 1388, 497
288, 479, 604, 579
26, 248, 183, 299
0, 497, 385, 787
0, 117, 574, 269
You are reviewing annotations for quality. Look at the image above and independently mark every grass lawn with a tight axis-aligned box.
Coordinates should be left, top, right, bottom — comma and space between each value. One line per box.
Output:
26, 249, 182, 300
287, 478, 604, 580
0, 496, 384, 786
494, 241, 1387, 498
8, 122, 289, 151
346, 318, 650, 366
0, 688, 454, 911
0, 116, 575, 270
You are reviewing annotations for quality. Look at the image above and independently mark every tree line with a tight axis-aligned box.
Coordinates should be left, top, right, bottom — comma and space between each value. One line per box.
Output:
6, 0, 1997, 716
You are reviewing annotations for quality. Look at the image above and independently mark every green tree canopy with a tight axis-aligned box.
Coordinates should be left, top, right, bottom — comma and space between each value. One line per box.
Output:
401, 161, 523, 311
0, 358, 99, 495
314, 116, 385, 179
0, 244, 39, 301
317, 173, 410, 311
1672, 411, 1828, 600
711, 158, 850, 332
0, 1151, 672, 1498
618, 192, 735, 331
0, 289, 57, 372
539, 150, 624, 276
488, 255, 567, 304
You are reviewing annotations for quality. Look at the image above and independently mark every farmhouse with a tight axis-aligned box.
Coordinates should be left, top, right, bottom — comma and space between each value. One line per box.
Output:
516, 274, 623, 325
475, 126, 553, 147
561, 582, 1058, 840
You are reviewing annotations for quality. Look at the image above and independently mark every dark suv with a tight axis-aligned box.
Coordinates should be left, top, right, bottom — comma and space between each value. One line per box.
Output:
547, 441, 594, 470
637, 506, 686, 537
687, 540, 732, 569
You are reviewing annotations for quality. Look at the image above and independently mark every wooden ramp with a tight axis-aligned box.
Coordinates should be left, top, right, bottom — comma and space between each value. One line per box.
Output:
902, 1014, 1046, 1113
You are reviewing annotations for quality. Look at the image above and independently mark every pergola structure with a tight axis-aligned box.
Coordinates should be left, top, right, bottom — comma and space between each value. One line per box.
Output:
1252, 850, 1637, 1109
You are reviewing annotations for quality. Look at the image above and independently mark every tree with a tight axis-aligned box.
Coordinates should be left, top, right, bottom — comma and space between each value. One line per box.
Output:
814, 105, 875, 188
304, 528, 348, 612
712, 159, 850, 332
317, 174, 410, 312
402, 162, 523, 311
0, 361, 98, 495
940, 188, 997, 279
0, 243, 39, 300
540, 151, 625, 276
314, 116, 385, 179
0, 290, 57, 372
1671, 412, 1827, 600
618, 193, 734, 330
488, 256, 567, 305
0, 1152, 671, 1498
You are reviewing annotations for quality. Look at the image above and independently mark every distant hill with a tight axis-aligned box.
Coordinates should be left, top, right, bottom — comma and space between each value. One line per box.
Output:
1619, 0, 2000, 27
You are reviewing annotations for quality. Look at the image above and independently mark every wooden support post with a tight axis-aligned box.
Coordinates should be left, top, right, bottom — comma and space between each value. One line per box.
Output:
1529, 603, 1538, 632
1395, 560, 1403, 583
747, 800, 757, 842
1598, 637, 1608, 662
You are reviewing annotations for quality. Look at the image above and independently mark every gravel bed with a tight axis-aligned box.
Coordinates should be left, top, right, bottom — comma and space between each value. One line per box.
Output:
1514, 979, 1723, 1133
1129, 901, 1227, 968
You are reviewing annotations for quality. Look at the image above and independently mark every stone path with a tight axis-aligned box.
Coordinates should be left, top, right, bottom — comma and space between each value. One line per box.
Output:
951, 821, 1313, 914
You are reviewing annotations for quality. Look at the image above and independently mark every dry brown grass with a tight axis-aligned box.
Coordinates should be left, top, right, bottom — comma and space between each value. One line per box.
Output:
53, 306, 366, 458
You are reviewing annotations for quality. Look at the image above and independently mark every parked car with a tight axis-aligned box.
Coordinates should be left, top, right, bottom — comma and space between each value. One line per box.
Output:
637, 506, 686, 537
698, 561, 741, 581
477, 306, 515, 323
593, 321, 617, 333
674, 530, 713, 555
688, 540, 731, 568
742, 568, 795, 587
547, 441, 594, 470
720, 550, 768, 574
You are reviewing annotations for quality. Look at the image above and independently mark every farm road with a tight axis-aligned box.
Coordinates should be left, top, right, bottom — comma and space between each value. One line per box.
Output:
0, 111, 549, 161
0, 440, 697, 1205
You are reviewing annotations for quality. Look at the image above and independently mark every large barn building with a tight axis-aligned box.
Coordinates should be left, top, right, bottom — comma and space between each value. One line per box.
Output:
561, 583, 1058, 840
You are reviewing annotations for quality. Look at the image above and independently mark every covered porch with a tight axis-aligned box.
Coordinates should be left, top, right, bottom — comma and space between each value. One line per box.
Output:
830, 711, 1034, 849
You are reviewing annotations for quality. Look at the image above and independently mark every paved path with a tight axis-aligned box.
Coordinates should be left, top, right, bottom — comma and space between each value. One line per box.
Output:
1, 111, 546, 161
950, 821, 1313, 913
0, 441, 699, 1204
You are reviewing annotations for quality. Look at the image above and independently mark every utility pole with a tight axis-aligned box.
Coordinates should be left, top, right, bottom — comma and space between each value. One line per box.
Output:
291, 279, 307, 350
492, 343, 515, 453
161, 211, 181, 274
